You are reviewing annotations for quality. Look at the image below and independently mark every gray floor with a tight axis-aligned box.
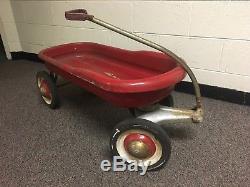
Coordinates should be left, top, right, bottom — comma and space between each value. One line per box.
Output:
0, 60, 249, 186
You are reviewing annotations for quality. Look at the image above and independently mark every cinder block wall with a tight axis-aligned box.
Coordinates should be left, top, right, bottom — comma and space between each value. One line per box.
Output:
3, 1, 250, 92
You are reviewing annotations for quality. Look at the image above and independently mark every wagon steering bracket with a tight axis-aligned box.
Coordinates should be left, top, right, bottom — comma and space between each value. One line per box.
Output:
138, 106, 203, 125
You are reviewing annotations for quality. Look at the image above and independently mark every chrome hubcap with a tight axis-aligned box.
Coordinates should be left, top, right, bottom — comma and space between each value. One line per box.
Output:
124, 133, 156, 159
126, 140, 150, 159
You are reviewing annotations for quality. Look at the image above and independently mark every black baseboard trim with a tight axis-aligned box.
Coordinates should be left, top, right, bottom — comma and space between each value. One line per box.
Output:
11, 51, 250, 106
175, 82, 249, 106
11, 52, 43, 62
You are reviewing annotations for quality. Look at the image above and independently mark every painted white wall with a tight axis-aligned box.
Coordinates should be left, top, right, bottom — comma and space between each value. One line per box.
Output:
1, 0, 250, 92
0, 0, 21, 59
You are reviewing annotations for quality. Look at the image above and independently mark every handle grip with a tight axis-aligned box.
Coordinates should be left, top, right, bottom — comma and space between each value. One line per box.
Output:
65, 9, 93, 21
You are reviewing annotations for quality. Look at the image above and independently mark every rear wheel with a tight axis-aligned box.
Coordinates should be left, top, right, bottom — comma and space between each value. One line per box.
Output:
129, 95, 174, 117
110, 118, 171, 171
36, 71, 60, 109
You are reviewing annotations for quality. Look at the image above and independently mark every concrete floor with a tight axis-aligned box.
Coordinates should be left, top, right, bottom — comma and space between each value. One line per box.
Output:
0, 60, 249, 186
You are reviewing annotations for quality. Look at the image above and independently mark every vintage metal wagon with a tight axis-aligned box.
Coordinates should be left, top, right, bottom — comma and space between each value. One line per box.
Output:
37, 9, 203, 170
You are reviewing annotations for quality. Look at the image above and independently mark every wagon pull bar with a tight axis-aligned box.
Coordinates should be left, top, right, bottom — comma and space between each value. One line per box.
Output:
65, 9, 94, 21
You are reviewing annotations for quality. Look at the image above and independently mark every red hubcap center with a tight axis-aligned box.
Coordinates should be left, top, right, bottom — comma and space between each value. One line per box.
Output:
124, 133, 156, 158
40, 80, 51, 98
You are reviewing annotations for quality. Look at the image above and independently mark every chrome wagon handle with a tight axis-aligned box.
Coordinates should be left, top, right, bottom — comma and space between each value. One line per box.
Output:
65, 9, 203, 122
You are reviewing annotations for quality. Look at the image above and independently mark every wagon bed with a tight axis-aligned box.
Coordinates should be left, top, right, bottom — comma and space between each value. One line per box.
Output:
39, 42, 186, 107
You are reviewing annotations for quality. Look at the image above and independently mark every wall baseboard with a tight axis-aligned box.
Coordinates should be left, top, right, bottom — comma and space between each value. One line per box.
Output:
175, 82, 249, 106
11, 52, 43, 62
11, 51, 250, 106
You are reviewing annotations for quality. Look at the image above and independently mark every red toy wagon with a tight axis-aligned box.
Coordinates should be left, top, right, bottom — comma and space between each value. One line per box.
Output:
37, 9, 203, 170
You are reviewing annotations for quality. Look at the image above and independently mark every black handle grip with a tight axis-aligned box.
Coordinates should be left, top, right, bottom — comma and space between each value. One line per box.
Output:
65, 9, 93, 21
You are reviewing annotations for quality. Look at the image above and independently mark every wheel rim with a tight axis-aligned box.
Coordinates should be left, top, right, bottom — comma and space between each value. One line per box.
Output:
124, 133, 156, 159
37, 77, 52, 104
116, 129, 163, 167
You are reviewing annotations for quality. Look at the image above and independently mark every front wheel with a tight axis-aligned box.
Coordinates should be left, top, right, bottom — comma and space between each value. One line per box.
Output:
110, 118, 171, 171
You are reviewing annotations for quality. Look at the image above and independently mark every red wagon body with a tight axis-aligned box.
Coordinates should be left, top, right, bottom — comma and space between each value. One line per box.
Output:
39, 42, 186, 108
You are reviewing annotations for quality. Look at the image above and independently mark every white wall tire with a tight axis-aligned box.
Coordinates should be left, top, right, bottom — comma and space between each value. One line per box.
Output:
110, 118, 171, 171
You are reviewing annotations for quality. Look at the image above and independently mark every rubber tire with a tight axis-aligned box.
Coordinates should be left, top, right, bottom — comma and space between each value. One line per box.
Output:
110, 118, 171, 171
49, 72, 58, 83
129, 95, 174, 117
36, 71, 60, 109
